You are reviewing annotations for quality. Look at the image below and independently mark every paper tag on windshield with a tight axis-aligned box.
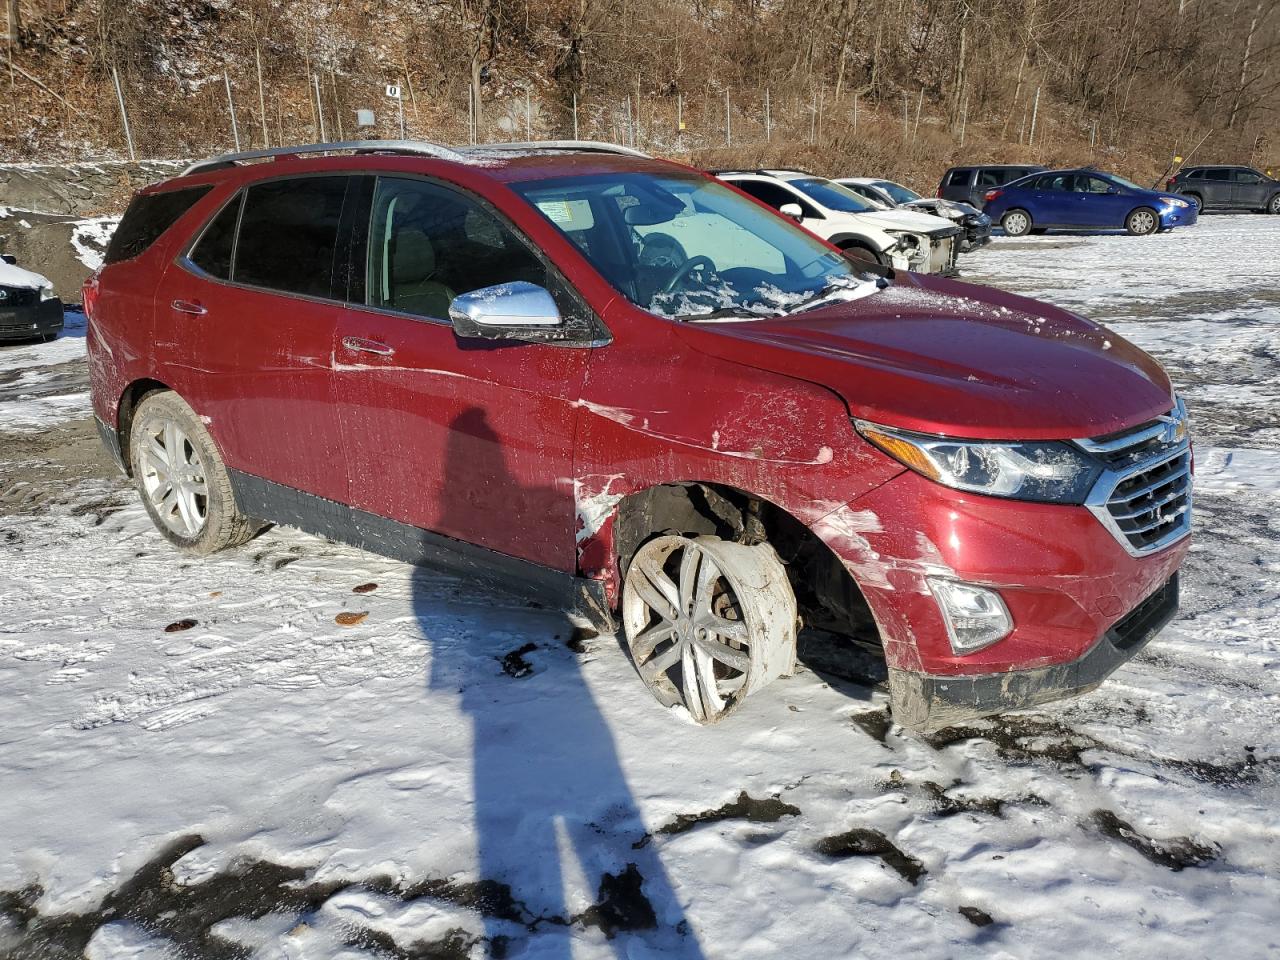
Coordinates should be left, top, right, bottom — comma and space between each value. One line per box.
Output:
536, 198, 594, 230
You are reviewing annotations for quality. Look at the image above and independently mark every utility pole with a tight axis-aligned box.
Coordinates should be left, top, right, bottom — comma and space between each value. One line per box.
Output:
111, 65, 136, 160
224, 69, 241, 151
1028, 85, 1040, 147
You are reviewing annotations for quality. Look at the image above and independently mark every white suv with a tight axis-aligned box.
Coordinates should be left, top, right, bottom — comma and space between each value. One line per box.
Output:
716, 169, 961, 275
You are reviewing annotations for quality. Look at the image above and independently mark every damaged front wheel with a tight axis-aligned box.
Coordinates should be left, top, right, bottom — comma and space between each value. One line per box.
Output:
621, 535, 797, 723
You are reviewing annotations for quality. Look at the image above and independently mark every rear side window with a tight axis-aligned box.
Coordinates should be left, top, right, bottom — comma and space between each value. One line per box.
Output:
975, 170, 1003, 187
234, 177, 350, 299
104, 185, 213, 265
946, 169, 972, 186
188, 194, 242, 280
1203, 169, 1230, 181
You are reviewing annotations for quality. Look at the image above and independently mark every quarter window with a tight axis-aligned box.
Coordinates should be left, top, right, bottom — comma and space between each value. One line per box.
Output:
234, 177, 350, 299
947, 169, 972, 186
189, 193, 241, 280
367, 177, 548, 320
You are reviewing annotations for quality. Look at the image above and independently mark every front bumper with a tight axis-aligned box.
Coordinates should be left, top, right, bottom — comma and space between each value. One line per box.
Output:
0, 296, 63, 341
1159, 204, 1197, 228
960, 216, 993, 251
891, 229, 962, 276
889, 574, 1178, 731
808, 467, 1189, 728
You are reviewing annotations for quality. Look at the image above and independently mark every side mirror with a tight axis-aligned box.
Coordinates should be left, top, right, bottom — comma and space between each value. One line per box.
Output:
449, 281, 562, 341
779, 202, 804, 222
0, 254, 16, 265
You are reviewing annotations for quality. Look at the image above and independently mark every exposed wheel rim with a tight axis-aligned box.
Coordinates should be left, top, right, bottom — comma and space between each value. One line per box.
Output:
1129, 210, 1156, 234
138, 416, 209, 538
622, 534, 800, 724
1271, 195, 1280, 214
1003, 212, 1029, 235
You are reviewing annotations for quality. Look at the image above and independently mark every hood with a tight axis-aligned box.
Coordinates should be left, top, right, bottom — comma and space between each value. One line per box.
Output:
674, 273, 1173, 441
856, 208, 958, 235
0, 260, 52, 291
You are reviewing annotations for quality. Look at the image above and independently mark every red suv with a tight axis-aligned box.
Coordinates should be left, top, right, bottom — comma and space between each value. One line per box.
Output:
85, 140, 1191, 732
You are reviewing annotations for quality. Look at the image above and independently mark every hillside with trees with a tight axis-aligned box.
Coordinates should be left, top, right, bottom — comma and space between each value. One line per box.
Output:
2, 0, 1276, 191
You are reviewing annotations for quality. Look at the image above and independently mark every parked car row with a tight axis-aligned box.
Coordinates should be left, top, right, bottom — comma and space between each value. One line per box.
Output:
936, 160, 1278, 238
80, 139, 1193, 734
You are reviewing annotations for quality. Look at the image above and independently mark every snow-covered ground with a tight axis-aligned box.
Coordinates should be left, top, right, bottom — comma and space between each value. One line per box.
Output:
1, 216, 1278, 960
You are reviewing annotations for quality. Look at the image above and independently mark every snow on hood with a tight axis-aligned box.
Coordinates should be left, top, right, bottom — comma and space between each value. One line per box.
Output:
674, 273, 1173, 441
0, 260, 52, 291
855, 208, 958, 235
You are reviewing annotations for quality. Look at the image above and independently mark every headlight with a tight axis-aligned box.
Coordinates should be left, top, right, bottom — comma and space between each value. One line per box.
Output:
1165, 198, 1189, 209
39, 284, 56, 301
856, 421, 1102, 503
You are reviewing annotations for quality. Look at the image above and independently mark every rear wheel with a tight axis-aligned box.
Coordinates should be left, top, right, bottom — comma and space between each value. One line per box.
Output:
1125, 207, 1159, 235
129, 391, 260, 555
622, 534, 797, 724
1001, 209, 1032, 237
1269, 193, 1280, 215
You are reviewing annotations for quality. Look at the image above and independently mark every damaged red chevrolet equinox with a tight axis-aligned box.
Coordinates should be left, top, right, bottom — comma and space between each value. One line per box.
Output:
85, 140, 1192, 731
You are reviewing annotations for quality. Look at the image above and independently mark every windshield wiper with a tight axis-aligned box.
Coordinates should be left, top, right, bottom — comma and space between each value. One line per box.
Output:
683, 306, 771, 321
787, 277, 888, 315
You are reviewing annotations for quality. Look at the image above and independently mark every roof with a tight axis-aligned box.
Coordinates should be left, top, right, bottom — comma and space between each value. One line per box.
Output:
168, 139, 674, 190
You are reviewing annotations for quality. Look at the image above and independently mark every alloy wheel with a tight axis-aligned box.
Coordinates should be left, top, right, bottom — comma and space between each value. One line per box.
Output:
138, 417, 209, 538
622, 535, 795, 723
1128, 209, 1157, 235
1003, 211, 1029, 236
1270, 194, 1280, 215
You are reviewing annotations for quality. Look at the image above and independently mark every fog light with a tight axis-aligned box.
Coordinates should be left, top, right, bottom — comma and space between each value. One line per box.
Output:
927, 578, 1012, 654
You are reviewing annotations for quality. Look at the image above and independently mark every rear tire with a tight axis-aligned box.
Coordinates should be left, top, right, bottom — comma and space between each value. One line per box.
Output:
129, 391, 260, 556
1269, 193, 1280, 215
1001, 209, 1032, 237
1125, 207, 1159, 236
1186, 193, 1203, 214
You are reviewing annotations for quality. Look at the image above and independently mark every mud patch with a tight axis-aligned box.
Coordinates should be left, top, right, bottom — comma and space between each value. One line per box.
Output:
850, 708, 893, 743
579, 864, 656, 939
653, 791, 801, 839
814, 828, 926, 884
498, 642, 538, 678
1089, 810, 1216, 871
959, 905, 995, 927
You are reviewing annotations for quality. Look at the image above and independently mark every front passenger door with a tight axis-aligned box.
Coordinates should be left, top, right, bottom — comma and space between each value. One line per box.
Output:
1232, 169, 1267, 209
333, 175, 593, 572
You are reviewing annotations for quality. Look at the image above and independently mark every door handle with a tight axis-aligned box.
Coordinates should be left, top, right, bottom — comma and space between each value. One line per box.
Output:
171, 299, 207, 316
341, 336, 395, 357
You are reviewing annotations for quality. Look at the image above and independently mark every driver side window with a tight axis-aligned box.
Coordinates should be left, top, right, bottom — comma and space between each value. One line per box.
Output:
367, 177, 548, 320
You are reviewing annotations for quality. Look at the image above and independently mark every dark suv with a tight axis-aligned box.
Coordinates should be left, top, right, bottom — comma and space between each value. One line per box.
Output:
938, 164, 1046, 209
85, 139, 1190, 732
1165, 165, 1280, 214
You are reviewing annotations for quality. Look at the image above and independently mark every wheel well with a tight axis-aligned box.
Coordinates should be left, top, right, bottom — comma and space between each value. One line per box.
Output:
831, 235, 880, 254
116, 378, 172, 475
613, 482, 880, 647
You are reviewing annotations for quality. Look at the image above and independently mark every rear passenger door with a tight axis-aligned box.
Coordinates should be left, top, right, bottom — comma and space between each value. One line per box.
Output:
332, 175, 591, 572
158, 175, 354, 504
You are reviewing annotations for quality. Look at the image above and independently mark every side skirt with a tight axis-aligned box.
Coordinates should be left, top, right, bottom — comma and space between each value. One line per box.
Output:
228, 469, 614, 632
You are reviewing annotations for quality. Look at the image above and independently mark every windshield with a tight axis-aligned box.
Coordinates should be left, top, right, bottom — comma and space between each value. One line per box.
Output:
788, 177, 879, 213
876, 181, 921, 204
511, 172, 880, 320
1107, 174, 1147, 192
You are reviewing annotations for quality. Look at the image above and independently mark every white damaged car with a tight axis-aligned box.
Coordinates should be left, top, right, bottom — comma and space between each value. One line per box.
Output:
715, 169, 962, 275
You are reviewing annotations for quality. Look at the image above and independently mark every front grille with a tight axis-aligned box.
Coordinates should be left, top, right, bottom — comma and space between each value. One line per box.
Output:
0, 286, 38, 307
1081, 413, 1192, 556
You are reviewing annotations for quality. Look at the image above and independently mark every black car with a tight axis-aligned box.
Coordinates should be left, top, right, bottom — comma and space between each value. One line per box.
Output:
1165, 165, 1280, 214
0, 254, 64, 342
938, 164, 1047, 210
837, 177, 993, 252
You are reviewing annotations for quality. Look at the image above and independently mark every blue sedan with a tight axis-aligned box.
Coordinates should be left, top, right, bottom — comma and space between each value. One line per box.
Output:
983, 169, 1197, 236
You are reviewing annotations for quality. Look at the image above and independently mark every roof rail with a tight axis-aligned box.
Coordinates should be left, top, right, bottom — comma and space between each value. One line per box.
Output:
181, 139, 469, 176
463, 140, 649, 159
